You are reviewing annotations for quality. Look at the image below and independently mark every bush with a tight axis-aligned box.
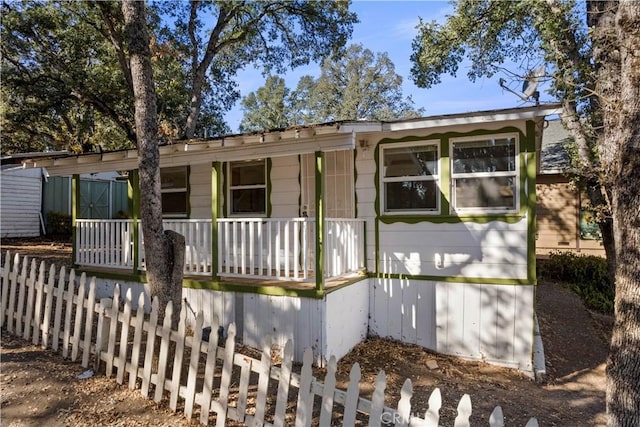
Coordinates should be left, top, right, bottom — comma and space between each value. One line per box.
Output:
538, 251, 614, 314
46, 211, 72, 236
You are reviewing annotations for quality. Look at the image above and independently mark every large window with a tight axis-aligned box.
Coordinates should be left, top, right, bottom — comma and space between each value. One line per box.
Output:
161, 166, 188, 217
381, 141, 440, 214
229, 159, 266, 215
451, 135, 518, 213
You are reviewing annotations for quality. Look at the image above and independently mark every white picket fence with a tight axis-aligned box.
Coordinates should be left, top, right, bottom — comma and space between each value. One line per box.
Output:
0, 251, 538, 427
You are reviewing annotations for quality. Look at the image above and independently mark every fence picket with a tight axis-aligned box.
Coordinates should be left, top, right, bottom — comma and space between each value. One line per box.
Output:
31, 262, 47, 345
199, 315, 220, 425
369, 370, 386, 427
51, 267, 66, 352
273, 340, 293, 427
62, 270, 76, 358
214, 322, 236, 427
319, 355, 337, 427
129, 292, 146, 390
70, 273, 87, 362
524, 419, 539, 427
489, 406, 504, 427
105, 284, 121, 376
184, 311, 204, 419
41, 264, 56, 347
396, 379, 413, 427
141, 297, 159, 397
252, 337, 273, 426
154, 301, 173, 403
454, 394, 472, 427
0, 251, 11, 328
295, 347, 314, 427
117, 289, 133, 385
343, 362, 361, 426
94, 298, 112, 371
424, 388, 442, 427
169, 306, 187, 412
81, 278, 97, 368
19, 259, 36, 339
6, 254, 20, 333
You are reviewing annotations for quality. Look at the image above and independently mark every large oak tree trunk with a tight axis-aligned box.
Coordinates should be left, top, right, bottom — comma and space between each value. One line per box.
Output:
122, 0, 184, 328
605, 1, 640, 425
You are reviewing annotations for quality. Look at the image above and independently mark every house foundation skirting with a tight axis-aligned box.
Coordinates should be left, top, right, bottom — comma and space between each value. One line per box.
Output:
89, 276, 534, 372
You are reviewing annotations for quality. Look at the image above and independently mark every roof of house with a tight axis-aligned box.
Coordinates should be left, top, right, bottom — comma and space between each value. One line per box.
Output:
539, 119, 573, 175
19, 104, 561, 176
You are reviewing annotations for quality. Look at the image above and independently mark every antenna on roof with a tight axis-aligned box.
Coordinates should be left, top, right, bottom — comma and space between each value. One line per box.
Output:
498, 66, 545, 105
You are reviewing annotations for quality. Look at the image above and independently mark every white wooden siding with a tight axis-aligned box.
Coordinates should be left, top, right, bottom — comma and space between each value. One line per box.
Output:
188, 163, 212, 219
0, 169, 42, 238
369, 278, 534, 371
378, 219, 528, 280
270, 155, 300, 217
324, 280, 369, 360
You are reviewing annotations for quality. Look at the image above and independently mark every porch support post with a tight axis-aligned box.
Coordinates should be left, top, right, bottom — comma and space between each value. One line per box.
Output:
314, 151, 325, 294
71, 174, 80, 267
128, 170, 140, 273
211, 162, 221, 281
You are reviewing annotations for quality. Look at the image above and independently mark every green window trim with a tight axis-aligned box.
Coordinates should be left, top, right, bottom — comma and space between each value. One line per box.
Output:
160, 165, 190, 219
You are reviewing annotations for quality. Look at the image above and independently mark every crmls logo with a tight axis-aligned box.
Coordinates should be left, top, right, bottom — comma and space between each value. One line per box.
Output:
380, 412, 421, 424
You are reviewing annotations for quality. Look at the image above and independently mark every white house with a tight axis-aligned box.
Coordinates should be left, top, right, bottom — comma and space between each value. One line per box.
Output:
21, 105, 561, 373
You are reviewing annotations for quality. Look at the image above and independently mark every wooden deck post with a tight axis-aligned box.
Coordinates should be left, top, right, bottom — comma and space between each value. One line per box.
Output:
315, 151, 325, 295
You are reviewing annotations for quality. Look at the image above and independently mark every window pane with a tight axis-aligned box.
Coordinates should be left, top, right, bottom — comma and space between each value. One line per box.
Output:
161, 166, 187, 189
385, 181, 438, 211
162, 192, 187, 215
384, 145, 438, 178
454, 176, 516, 209
231, 188, 266, 214
231, 160, 265, 186
452, 138, 516, 174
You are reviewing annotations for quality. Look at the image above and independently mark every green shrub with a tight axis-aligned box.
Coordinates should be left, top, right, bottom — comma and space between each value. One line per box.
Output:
46, 211, 72, 236
538, 251, 614, 314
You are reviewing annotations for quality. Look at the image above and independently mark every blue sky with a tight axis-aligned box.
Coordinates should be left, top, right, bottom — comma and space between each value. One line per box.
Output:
225, 1, 550, 132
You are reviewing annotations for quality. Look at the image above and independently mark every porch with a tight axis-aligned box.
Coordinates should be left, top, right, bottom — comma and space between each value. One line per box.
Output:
74, 217, 366, 287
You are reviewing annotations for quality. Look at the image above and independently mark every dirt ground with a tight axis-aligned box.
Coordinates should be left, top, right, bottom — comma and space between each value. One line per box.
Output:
0, 238, 611, 426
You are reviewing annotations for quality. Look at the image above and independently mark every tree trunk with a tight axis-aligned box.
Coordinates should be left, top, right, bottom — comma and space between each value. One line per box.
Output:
587, 0, 619, 286
122, 0, 184, 328
605, 1, 640, 425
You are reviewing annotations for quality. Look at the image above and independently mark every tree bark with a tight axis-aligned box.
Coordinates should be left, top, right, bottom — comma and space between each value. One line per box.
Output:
587, 0, 619, 286
122, 0, 184, 328
605, 1, 640, 425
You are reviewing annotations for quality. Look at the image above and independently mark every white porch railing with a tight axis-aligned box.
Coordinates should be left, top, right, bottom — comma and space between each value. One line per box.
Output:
75, 219, 134, 269
138, 219, 213, 276
75, 217, 365, 281
218, 218, 314, 281
325, 218, 366, 278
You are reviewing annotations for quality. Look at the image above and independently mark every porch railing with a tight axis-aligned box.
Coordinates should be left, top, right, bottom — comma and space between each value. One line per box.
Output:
75, 217, 365, 281
138, 219, 213, 276
218, 218, 314, 281
75, 219, 134, 269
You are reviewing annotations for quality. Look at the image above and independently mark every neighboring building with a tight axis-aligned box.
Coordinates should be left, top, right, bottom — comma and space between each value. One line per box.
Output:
1, 152, 128, 237
21, 105, 560, 374
536, 119, 605, 257
0, 165, 44, 238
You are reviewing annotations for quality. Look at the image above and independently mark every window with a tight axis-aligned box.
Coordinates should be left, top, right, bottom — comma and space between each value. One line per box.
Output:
451, 135, 518, 212
381, 141, 440, 214
229, 159, 266, 215
161, 166, 188, 217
